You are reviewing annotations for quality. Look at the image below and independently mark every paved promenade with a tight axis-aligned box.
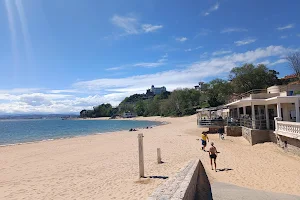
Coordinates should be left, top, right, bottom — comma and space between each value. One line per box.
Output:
211, 182, 300, 200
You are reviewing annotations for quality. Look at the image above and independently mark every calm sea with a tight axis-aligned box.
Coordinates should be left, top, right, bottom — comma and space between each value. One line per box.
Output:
0, 119, 160, 145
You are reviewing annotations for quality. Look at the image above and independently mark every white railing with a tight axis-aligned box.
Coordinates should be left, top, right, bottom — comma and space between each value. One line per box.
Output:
276, 121, 300, 140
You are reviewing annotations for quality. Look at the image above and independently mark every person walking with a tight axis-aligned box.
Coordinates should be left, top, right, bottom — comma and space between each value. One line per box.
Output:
201, 131, 209, 151
209, 142, 218, 172
218, 127, 225, 140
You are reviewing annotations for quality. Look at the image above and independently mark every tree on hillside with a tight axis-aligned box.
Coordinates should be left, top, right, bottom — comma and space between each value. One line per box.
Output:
229, 64, 280, 93
286, 52, 300, 80
206, 79, 233, 107
93, 104, 114, 117
135, 100, 146, 116
161, 89, 202, 116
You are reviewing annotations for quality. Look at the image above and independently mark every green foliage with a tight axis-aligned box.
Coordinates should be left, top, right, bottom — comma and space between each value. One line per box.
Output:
80, 104, 116, 118
229, 64, 280, 93
121, 94, 145, 104
135, 100, 146, 116
206, 79, 233, 107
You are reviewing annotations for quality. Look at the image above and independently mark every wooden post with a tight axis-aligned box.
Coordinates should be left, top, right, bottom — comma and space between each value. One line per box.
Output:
138, 133, 144, 178
157, 148, 162, 164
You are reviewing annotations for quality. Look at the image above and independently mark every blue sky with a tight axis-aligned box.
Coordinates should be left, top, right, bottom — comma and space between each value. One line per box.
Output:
0, 0, 300, 114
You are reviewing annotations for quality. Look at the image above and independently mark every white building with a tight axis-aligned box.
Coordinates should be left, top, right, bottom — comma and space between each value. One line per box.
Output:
194, 82, 205, 91
150, 85, 166, 95
197, 84, 300, 156
225, 84, 300, 155
226, 85, 300, 126
122, 111, 136, 118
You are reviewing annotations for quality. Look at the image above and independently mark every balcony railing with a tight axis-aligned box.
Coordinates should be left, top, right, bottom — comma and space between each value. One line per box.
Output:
227, 89, 267, 103
226, 118, 268, 130
198, 119, 224, 127
276, 121, 300, 140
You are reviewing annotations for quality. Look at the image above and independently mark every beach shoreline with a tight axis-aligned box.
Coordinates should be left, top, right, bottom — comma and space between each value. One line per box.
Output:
1, 115, 300, 200
0, 117, 166, 148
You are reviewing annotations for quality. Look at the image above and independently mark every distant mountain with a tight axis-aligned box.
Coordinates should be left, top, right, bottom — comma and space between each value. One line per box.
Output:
0, 114, 79, 120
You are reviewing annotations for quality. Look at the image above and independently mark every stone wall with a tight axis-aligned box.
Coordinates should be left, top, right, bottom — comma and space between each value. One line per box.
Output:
148, 159, 212, 200
276, 135, 300, 157
242, 127, 274, 145
269, 132, 277, 143
242, 127, 252, 144
225, 126, 242, 137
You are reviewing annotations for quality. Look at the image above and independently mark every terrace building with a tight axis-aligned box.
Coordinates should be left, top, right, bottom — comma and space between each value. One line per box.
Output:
197, 84, 300, 156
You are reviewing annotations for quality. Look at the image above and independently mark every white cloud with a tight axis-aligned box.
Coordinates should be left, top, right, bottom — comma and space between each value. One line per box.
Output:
203, 2, 220, 16
212, 50, 232, 56
297, 34, 300, 37
105, 66, 124, 71
176, 37, 188, 42
234, 38, 256, 46
134, 62, 164, 68
185, 46, 202, 52
105, 54, 168, 70
111, 15, 139, 34
277, 24, 294, 30
134, 54, 167, 68
255, 60, 270, 65
1, 46, 294, 114
142, 24, 163, 33
111, 14, 163, 36
48, 89, 79, 94
269, 59, 287, 66
280, 35, 288, 39
221, 28, 248, 33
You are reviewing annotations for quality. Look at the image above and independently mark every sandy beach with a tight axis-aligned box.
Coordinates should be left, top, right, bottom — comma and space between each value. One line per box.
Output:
1, 115, 300, 200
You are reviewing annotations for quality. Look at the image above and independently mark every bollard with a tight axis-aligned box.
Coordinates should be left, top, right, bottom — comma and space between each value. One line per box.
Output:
138, 133, 144, 178
157, 148, 162, 164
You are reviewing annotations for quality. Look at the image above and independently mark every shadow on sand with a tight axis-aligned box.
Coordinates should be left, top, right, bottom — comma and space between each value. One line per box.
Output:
148, 176, 169, 179
217, 168, 233, 172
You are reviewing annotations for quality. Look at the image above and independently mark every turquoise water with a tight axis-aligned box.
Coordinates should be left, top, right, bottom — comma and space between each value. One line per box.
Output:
0, 119, 160, 145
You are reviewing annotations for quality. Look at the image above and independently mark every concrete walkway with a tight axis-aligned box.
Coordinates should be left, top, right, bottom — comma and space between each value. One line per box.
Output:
211, 182, 300, 200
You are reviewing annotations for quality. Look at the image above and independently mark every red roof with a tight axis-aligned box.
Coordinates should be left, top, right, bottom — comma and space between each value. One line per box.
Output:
281, 74, 297, 80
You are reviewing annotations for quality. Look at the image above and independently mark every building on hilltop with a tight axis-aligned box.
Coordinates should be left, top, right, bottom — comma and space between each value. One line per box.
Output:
194, 82, 205, 91
147, 85, 167, 95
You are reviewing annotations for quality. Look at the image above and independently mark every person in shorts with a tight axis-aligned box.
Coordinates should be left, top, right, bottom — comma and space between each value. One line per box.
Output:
201, 131, 209, 151
209, 142, 218, 172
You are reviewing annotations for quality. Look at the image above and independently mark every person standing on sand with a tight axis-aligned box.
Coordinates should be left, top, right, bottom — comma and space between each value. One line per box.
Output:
201, 132, 209, 151
209, 142, 218, 172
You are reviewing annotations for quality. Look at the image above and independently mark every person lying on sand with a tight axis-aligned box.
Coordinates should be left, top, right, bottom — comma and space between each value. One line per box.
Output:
209, 142, 218, 172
